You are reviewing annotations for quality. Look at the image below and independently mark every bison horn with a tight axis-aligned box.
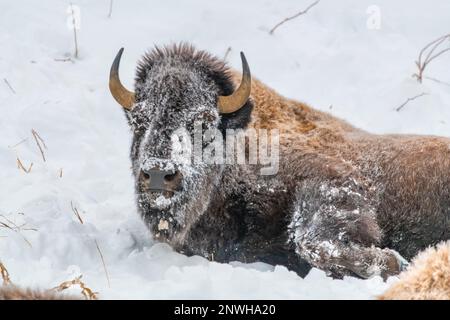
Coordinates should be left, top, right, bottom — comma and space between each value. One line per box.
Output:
218, 52, 251, 114
109, 48, 135, 110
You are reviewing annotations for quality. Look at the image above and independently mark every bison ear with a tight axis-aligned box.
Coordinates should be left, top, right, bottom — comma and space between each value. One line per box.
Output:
218, 52, 251, 114
109, 48, 136, 110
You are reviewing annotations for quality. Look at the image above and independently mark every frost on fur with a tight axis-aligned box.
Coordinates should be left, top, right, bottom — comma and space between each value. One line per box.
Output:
288, 179, 403, 279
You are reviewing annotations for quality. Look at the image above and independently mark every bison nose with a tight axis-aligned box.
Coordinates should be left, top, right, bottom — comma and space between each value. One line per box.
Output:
141, 168, 183, 193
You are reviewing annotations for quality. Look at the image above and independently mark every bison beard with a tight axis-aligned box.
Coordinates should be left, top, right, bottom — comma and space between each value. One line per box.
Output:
109, 43, 450, 280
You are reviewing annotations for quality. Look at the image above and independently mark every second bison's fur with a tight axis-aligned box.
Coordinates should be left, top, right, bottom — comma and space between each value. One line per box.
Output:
380, 241, 450, 299
111, 44, 450, 279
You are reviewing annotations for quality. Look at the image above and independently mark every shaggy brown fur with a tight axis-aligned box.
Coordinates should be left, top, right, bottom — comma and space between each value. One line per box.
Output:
379, 241, 450, 300
229, 71, 450, 278
0, 285, 78, 300
123, 44, 450, 280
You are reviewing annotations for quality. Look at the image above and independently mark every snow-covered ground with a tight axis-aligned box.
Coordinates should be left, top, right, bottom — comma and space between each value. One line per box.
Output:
1, 0, 449, 299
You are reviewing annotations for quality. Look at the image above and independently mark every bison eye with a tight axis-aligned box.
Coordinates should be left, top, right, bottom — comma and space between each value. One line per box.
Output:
164, 172, 177, 182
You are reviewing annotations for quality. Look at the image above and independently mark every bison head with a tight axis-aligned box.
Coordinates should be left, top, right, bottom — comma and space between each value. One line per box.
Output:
109, 44, 252, 245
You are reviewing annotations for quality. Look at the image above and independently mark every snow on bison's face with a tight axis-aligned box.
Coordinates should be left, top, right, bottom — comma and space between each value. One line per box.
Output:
108, 44, 252, 245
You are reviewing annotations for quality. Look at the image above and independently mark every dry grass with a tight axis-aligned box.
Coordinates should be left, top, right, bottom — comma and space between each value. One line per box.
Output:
108, 0, 113, 18
395, 92, 429, 112
16, 157, 33, 173
3, 78, 16, 94
269, 0, 320, 35
69, 202, 111, 289
70, 201, 84, 224
413, 33, 450, 83
0, 214, 37, 247
0, 262, 11, 285
95, 239, 111, 288
69, 3, 79, 58
31, 129, 47, 162
54, 57, 74, 63
424, 76, 450, 87
223, 47, 232, 61
8, 138, 28, 149
53, 275, 98, 300
0, 214, 37, 232
1, 261, 97, 300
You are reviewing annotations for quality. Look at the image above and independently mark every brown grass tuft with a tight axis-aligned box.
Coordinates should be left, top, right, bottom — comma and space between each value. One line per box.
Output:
53, 275, 98, 300
95, 239, 111, 288
269, 0, 320, 35
0, 262, 11, 285
31, 129, 47, 162
16, 157, 33, 173
413, 33, 450, 83
0, 214, 36, 247
70, 201, 84, 224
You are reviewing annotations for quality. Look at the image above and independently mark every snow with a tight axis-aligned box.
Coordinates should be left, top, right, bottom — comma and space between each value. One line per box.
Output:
1, 0, 449, 299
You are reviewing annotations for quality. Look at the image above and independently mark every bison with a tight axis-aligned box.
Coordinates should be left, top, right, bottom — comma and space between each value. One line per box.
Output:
109, 43, 450, 279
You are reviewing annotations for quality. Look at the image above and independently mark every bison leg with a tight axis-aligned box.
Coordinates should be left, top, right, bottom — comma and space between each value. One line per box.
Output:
289, 179, 408, 279
295, 236, 408, 279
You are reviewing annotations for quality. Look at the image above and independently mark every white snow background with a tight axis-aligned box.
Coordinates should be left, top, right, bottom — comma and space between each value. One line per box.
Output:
1, 0, 450, 299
